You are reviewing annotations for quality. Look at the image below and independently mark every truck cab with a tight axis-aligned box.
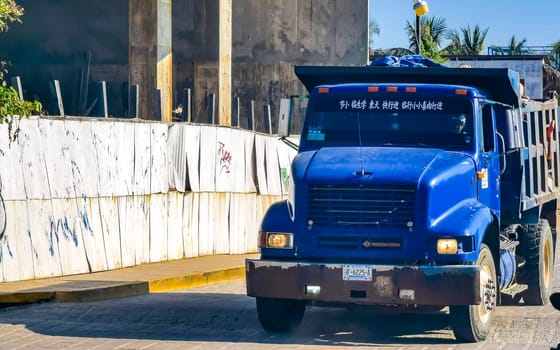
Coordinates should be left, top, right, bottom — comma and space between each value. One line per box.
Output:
246, 64, 558, 342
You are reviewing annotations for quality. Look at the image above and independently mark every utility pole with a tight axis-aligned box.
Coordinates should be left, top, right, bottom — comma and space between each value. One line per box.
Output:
218, 0, 232, 126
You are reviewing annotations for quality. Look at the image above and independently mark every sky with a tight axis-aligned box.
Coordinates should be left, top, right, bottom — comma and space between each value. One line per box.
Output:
370, 0, 560, 52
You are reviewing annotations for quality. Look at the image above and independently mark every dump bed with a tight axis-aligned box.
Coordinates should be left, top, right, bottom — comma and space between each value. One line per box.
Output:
516, 98, 560, 211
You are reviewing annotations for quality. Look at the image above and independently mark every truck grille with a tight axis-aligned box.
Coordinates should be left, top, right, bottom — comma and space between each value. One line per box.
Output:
317, 236, 402, 249
308, 184, 415, 229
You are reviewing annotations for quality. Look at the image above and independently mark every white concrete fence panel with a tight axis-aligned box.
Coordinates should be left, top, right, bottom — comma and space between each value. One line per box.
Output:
0, 117, 294, 282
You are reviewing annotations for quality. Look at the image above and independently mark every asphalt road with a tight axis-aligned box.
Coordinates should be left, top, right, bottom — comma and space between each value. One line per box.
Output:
0, 279, 559, 350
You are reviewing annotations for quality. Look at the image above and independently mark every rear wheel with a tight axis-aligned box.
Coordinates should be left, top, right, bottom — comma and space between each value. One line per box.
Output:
450, 244, 497, 342
256, 297, 305, 333
518, 219, 554, 305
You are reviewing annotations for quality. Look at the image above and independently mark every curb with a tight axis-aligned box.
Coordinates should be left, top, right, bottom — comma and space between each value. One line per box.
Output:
148, 267, 246, 292
55, 281, 149, 303
0, 267, 247, 304
0, 292, 55, 304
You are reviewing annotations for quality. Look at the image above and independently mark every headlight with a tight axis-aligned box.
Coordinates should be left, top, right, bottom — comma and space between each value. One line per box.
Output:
437, 239, 458, 254
259, 232, 294, 249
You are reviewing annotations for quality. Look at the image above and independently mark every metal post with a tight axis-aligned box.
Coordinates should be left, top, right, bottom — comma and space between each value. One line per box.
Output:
183, 88, 192, 123
11, 76, 23, 100
98, 81, 108, 118
53, 80, 65, 117
264, 104, 272, 135
232, 97, 240, 127
130, 84, 140, 118
250, 100, 256, 131
415, 15, 421, 55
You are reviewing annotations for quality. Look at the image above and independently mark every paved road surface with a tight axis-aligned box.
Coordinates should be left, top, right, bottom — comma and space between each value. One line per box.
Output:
1, 279, 559, 349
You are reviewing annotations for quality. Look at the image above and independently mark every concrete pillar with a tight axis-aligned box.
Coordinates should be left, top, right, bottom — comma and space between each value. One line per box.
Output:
129, 0, 172, 121
218, 0, 232, 126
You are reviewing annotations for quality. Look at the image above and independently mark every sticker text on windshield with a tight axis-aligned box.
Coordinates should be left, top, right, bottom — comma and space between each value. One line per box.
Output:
339, 99, 444, 112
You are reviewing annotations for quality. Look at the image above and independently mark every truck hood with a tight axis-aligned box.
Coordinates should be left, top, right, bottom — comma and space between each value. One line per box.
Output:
294, 147, 474, 186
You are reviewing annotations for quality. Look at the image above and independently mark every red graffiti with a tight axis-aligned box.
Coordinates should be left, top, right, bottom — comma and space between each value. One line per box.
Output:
217, 141, 232, 174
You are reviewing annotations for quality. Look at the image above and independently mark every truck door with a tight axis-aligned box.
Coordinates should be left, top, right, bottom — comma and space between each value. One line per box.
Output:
478, 103, 500, 216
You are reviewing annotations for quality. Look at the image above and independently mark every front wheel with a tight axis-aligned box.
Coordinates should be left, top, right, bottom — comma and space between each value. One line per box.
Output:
450, 244, 497, 342
256, 297, 305, 333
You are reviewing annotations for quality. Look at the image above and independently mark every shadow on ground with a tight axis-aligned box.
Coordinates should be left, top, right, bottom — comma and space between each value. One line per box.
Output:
0, 291, 458, 346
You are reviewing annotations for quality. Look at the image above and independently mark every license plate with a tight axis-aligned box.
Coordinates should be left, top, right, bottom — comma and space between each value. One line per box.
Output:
342, 264, 372, 281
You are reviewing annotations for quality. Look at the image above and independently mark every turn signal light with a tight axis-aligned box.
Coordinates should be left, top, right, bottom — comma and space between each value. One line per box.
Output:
318, 87, 330, 94
437, 239, 458, 254
455, 89, 468, 95
259, 232, 294, 249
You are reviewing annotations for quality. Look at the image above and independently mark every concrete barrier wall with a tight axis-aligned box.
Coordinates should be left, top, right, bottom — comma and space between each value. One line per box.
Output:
0, 117, 297, 282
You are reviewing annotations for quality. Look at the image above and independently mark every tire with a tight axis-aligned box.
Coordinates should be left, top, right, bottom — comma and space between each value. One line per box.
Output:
517, 219, 554, 305
256, 297, 305, 333
450, 244, 497, 342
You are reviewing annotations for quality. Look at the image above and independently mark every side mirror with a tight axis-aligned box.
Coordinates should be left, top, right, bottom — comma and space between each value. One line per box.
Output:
277, 98, 292, 137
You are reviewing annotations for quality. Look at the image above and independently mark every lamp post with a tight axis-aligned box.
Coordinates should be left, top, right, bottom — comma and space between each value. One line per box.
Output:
413, 0, 429, 55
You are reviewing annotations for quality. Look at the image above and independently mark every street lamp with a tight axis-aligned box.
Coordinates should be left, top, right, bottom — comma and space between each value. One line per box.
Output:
413, 0, 429, 55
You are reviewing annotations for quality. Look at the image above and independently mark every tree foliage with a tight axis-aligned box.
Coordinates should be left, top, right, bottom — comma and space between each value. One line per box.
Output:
507, 36, 528, 55
0, 0, 22, 33
444, 25, 489, 55
405, 16, 447, 55
0, 0, 41, 141
0, 83, 41, 142
420, 25, 446, 63
0, 0, 23, 82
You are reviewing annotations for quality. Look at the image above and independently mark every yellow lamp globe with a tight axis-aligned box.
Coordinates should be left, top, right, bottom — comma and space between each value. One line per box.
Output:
413, 0, 429, 16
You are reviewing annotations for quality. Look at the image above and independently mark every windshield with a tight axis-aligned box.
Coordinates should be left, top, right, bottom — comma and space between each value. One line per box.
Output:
301, 92, 475, 151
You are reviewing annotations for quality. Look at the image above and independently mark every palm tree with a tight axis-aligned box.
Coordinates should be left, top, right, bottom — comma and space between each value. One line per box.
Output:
405, 16, 447, 55
507, 35, 528, 55
444, 25, 489, 56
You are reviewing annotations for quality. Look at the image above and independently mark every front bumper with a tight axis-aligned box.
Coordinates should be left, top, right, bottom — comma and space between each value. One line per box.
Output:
246, 259, 480, 306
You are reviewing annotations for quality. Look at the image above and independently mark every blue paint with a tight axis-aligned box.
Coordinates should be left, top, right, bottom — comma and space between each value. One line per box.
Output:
81, 212, 93, 235
54, 217, 79, 247
27, 230, 39, 259
45, 218, 59, 258
50, 220, 59, 243
48, 245, 54, 256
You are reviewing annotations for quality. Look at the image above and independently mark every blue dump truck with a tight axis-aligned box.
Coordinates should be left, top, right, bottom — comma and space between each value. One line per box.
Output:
245, 64, 559, 342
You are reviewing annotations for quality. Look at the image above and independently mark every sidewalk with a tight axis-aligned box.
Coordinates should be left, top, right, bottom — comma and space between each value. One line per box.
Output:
0, 254, 259, 304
